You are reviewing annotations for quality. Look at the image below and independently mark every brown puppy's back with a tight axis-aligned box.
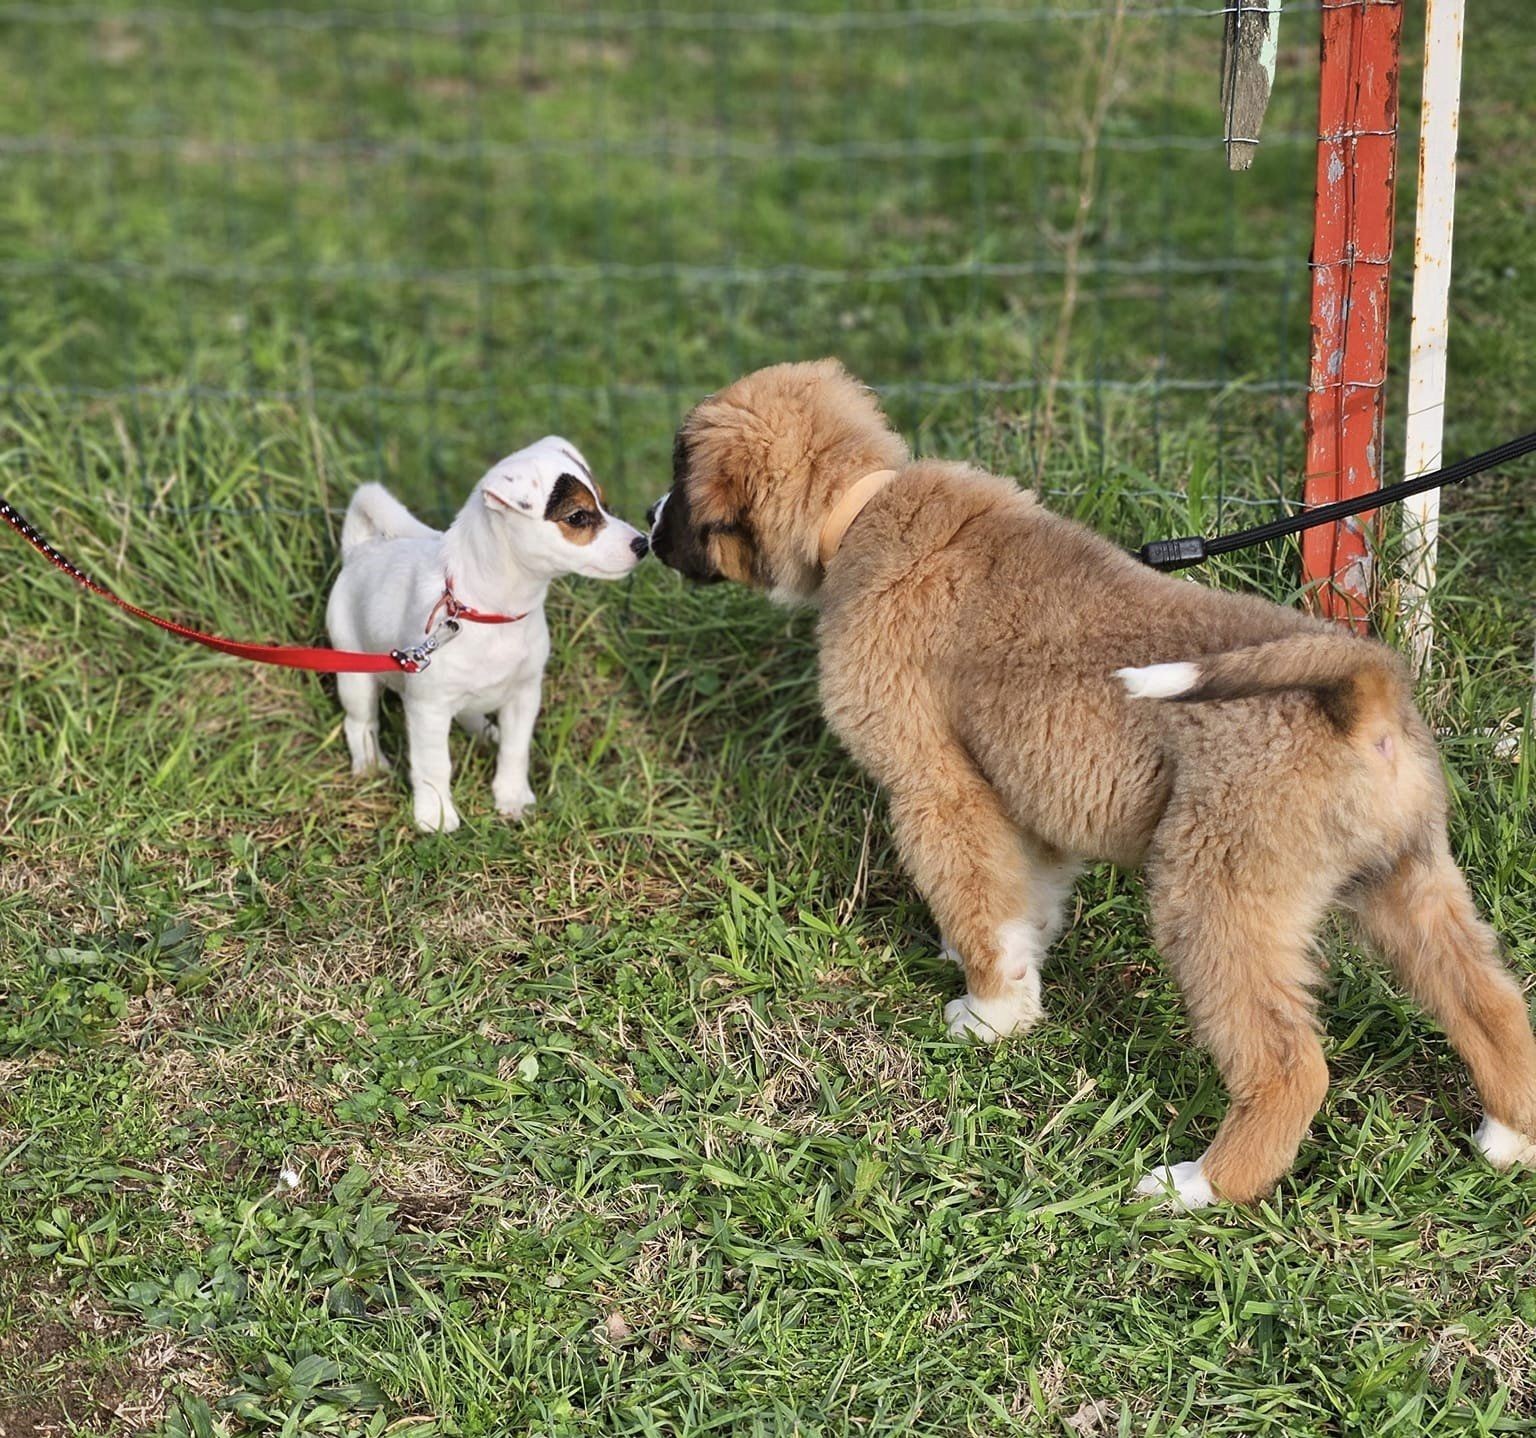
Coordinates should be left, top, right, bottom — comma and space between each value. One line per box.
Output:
818, 460, 1410, 866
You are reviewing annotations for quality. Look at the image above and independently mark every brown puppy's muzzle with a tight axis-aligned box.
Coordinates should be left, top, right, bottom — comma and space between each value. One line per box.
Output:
648, 490, 724, 584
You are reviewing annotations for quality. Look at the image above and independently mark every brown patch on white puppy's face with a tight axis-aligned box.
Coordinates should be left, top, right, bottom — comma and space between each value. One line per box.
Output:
555, 442, 605, 505
648, 358, 909, 602
543, 470, 604, 546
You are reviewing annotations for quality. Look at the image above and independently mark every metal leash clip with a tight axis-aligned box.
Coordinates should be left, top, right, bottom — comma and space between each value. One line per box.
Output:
391, 617, 462, 673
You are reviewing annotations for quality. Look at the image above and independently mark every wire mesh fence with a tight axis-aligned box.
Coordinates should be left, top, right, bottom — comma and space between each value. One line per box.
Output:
1, 0, 1331, 536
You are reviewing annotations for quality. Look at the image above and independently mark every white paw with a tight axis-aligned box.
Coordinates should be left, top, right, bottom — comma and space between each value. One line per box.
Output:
1134, 1158, 1216, 1209
495, 787, 537, 821
1115, 661, 1200, 700
943, 987, 1043, 1043
1475, 1116, 1536, 1169
414, 796, 461, 833
351, 752, 392, 776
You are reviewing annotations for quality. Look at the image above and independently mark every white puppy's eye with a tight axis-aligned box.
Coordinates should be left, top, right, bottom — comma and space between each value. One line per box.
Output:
562, 511, 596, 529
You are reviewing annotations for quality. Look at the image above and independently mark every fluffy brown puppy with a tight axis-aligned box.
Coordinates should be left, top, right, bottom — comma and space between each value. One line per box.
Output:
648, 357, 1536, 1207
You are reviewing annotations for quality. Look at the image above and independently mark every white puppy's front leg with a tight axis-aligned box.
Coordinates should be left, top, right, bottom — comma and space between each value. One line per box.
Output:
337, 673, 390, 775
493, 675, 543, 821
404, 699, 460, 833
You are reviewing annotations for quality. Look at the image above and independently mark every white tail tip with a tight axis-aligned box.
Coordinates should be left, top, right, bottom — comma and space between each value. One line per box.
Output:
1115, 661, 1200, 700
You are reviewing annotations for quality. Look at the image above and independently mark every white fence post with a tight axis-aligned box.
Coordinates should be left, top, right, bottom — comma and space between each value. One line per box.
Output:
1401, 0, 1465, 673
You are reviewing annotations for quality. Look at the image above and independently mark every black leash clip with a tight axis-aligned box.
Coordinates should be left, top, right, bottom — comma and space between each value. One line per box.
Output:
1138, 536, 1208, 572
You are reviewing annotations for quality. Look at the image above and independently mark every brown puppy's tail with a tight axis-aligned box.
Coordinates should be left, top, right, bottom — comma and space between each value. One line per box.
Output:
1115, 633, 1409, 733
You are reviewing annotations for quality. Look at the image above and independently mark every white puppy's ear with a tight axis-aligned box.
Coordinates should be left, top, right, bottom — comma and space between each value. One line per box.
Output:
480, 436, 592, 518
481, 458, 547, 517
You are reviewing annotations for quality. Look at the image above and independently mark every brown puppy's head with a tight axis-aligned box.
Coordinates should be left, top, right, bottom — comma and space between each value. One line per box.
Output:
647, 358, 908, 601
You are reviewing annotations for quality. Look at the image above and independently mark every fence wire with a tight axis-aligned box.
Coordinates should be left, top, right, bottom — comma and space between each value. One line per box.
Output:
1, 0, 1330, 531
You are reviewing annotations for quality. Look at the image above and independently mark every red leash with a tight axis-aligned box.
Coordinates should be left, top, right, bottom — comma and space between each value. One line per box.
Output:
1, 496, 523, 675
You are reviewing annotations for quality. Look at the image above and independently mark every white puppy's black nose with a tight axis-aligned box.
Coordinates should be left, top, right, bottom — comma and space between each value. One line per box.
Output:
630, 534, 650, 558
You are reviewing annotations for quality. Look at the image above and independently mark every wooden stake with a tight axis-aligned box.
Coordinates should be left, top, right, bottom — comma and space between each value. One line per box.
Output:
1222, 0, 1282, 171
1401, 0, 1465, 672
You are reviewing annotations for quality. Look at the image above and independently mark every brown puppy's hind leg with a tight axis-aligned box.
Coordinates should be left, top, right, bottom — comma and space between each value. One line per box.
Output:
884, 747, 1048, 1041
1350, 843, 1536, 1165
1141, 842, 1334, 1207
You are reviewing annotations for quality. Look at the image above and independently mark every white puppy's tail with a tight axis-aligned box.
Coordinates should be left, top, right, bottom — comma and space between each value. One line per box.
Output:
1115, 633, 1410, 735
340, 483, 436, 557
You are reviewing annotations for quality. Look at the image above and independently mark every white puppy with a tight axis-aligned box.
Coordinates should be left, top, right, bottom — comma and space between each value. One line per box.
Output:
326, 437, 646, 832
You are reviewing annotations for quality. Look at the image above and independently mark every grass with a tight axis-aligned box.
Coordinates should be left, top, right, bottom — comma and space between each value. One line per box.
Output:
2, 1, 1536, 1434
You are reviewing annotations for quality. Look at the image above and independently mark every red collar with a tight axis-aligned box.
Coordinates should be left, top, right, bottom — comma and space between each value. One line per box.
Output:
425, 578, 529, 632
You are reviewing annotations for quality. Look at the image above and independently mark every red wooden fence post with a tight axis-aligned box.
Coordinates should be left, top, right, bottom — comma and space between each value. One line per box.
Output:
1303, 0, 1404, 629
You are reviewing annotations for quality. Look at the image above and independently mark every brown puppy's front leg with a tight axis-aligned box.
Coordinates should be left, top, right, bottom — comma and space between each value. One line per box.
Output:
940, 846, 1080, 973
885, 752, 1049, 1041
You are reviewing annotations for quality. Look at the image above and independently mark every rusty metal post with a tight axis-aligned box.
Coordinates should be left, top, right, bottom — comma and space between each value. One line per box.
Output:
1302, 0, 1404, 630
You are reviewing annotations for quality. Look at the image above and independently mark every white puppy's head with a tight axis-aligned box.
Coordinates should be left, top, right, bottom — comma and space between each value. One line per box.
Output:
477, 436, 647, 580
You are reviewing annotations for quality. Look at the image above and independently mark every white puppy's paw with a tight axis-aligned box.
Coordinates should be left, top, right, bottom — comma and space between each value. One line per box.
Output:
1134, 1159, 1216, 1209
413, 796, 461, 833
494, 786, 537, 821
351, 752, 392, 777
1115, 661, 1200, 700
1475, 1116, 1536, 1169
943, 987, 1044, 1043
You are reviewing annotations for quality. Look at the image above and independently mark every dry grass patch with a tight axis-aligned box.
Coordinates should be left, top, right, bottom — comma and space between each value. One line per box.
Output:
0, 1279, 219, 1438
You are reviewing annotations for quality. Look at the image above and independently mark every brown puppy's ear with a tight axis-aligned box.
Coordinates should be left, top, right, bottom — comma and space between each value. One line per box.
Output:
707, 522, 761, 587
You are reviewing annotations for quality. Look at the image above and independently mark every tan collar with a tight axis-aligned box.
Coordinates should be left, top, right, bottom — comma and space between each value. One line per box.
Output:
817, 469, 899, 567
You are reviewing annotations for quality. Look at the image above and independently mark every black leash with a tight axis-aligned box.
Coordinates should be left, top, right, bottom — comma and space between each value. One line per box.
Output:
1137, 429, 1536, 572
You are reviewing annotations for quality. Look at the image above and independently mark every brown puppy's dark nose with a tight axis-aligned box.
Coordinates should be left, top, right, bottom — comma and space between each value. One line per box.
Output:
631, 535, 649, 558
